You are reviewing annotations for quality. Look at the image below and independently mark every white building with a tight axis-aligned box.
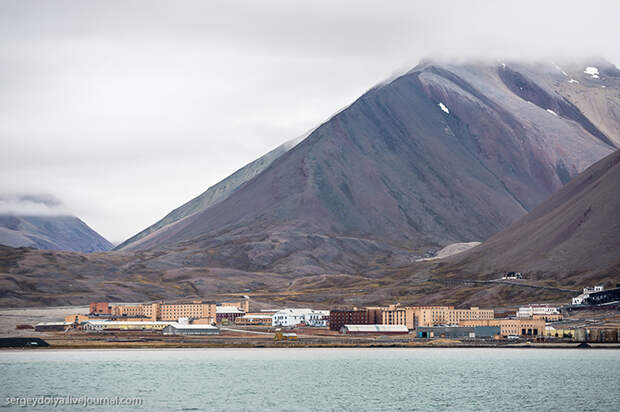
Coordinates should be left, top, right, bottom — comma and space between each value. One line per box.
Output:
572, 285, 604, 305
502, 272, 523, 280
272, 309, 312, 327
516, 305, 560, 318
271, 309, 331, 327
304, 310, 330, 327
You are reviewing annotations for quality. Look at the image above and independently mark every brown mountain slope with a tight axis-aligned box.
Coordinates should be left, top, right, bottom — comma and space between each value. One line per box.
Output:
435, 149, 620, 283
117, 59, 617, 278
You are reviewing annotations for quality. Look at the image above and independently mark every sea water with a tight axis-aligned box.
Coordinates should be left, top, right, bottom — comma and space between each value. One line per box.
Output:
1, 348, 618, 411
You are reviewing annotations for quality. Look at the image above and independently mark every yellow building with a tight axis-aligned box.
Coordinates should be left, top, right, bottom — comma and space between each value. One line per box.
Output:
83, 321, 170, 331
111, 305, 143, 317
364, 305, 492, 329
414, 306, 494, 327
142, 303, 160, 321
460, 318, 545, 337
544, 326, 574, 338
365, 305, 416, 329
110, 301, 216, 322
159, 301, 216, 322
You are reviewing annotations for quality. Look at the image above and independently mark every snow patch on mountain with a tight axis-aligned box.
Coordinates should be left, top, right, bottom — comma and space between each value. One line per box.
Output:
584, 66, 600, 79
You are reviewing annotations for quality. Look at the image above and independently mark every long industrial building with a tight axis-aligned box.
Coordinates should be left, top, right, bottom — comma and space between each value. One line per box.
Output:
460, 318, 545, 337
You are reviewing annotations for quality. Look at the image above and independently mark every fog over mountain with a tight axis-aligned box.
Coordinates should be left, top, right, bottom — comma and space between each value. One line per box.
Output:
0, 195, 113, 253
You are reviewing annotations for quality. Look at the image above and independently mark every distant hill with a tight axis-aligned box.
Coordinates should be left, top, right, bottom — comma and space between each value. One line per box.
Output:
437, 149, 620, 281
0, 195, 113, 253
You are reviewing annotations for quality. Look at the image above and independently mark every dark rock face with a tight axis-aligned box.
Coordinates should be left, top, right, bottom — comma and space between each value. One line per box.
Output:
0, 215, 113, 253
116, 60, 618, 276
440, 149, 620, 279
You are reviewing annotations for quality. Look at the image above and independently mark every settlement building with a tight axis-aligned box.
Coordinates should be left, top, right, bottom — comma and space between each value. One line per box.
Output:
235, 313, 274, 326
329, 310, 369, 331
106, 301, 217, 323
413, 306, 494, 327
460, 318, 545, 337
160, 302, 217, 322
416, 326, 500, 339
216, 306, 245, 323
89, 302, 111, 315
34, 322, 73, 332
272, 309, 313, 327
516, 305, 562, 321
83, 321, 171, 332
544, 326, 574, 338
304, 310, 330, 327
572, 285, 604, 304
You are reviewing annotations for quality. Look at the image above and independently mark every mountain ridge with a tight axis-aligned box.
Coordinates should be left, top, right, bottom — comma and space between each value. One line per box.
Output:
116, 58, 618, 278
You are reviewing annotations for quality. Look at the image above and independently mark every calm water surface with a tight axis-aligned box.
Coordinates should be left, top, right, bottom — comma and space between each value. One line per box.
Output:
1, 348, 619, 411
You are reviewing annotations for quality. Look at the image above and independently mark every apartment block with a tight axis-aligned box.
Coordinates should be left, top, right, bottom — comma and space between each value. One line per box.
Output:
414, 306, 494, 327
329, 310, 369, 331
111, 305, 143, 317
106, 301, 216, 323
160, 301, 217, 322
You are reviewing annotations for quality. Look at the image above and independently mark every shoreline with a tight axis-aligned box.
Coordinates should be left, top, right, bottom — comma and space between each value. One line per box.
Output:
2, 340, 619, 350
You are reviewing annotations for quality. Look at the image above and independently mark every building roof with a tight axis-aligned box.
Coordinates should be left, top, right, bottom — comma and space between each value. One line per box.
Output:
84, 321, 172, 326
240, 314, 273, 319
35, 322, 72, 326
216, 306, 244, 314
166, 323, 219, 330
342, 324, 409, 333
274, 308, 313, 316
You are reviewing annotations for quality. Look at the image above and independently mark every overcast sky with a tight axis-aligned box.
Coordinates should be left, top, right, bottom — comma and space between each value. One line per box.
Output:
1, 0, 618, 244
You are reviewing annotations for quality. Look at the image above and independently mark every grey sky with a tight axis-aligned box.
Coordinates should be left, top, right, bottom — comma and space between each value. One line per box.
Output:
1, 0, 618, 243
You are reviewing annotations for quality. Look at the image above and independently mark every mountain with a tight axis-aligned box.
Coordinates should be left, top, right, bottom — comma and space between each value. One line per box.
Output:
0, 195, 113, 253
116, 58, 618, 275
436, 149, 620, 280
115, 135, 305, 250
2, 58, 619, 308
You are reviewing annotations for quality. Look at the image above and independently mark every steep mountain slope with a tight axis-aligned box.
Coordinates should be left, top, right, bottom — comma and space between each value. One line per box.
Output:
437, 149, 620, 279
0, 215, 113, 253
118, 59, 618, 276
115, 135, 305, 250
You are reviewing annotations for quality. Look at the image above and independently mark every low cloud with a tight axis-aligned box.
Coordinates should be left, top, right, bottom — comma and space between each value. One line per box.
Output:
0, 194, 71, 216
